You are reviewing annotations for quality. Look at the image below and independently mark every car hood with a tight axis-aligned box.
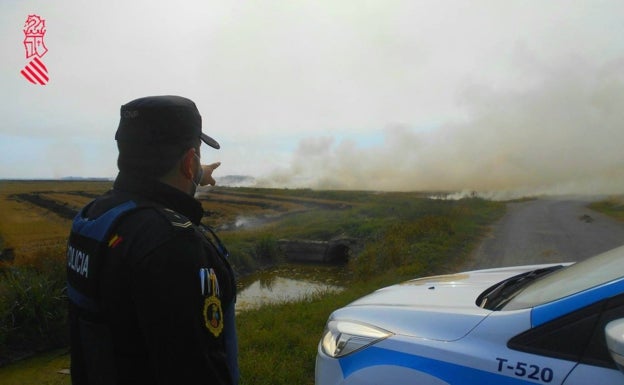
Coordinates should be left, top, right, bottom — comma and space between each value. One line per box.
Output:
331, 265, 554, 341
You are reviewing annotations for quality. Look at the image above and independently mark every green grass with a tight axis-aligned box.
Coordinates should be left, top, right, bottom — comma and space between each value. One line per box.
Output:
589, 197, 624, 222
0, 349, 70, 385
237, 277, 393, 385
0, 185, 505, 384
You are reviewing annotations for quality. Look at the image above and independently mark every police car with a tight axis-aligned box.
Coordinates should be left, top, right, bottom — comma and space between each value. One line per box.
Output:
316, 245, 624, 384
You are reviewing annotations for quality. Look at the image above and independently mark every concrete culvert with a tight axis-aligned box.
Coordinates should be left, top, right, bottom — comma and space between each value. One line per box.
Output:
325, 244, 350, 264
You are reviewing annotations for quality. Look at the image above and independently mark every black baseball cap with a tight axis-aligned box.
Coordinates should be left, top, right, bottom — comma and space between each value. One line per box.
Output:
115, 95, 220, 149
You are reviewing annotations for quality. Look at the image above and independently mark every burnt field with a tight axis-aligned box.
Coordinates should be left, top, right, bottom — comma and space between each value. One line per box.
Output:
10, 192, 89, 220
0, 180, 354, 260
6, 185, 352, 226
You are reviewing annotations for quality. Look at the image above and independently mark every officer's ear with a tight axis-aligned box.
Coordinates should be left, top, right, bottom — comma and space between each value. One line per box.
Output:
180, 147, 196, 180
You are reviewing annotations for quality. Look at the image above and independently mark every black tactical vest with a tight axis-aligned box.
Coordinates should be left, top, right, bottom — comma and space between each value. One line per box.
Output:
67, 200, 139, 314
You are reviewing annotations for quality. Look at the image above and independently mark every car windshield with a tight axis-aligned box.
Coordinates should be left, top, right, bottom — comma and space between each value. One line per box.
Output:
478, 265, 564, 310
501, 245, 624, 310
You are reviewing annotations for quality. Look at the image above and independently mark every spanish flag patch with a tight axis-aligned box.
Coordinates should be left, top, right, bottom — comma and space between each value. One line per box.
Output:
108, 234, 123, 248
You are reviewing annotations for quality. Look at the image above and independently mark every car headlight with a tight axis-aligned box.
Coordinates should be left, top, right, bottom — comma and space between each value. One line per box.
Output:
321, 320, 392, 358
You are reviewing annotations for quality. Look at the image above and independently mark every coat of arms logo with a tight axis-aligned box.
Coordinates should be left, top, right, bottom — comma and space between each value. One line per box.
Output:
21, 14, 49, 85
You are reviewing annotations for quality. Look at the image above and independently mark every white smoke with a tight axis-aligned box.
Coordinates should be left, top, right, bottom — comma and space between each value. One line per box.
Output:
259, 57, 624, 196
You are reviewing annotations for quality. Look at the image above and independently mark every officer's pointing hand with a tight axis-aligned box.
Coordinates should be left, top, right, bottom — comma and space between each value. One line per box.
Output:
200, 162, 221, 186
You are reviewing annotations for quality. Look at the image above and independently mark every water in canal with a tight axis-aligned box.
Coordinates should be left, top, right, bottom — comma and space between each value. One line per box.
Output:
235, 263, 348, 312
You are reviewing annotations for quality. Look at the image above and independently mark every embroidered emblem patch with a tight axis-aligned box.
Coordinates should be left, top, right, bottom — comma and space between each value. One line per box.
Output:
200, 268, 223, 337
203, 296, 223, 337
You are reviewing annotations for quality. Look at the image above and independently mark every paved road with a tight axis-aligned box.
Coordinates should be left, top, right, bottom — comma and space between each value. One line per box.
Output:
464, 197, 624, 270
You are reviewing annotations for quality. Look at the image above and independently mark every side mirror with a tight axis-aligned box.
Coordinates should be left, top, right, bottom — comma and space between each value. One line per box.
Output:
605, 319, 624, 373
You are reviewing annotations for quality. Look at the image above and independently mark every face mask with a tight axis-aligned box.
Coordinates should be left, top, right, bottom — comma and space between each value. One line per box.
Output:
192, 153, 204, 189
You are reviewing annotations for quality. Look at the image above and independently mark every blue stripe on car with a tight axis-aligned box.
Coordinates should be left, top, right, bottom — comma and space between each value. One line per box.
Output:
339, 346, 541, 384
531, 278, 624, 327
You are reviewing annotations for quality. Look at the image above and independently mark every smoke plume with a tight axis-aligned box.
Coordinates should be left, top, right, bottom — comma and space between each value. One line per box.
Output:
259, 58, 624, 198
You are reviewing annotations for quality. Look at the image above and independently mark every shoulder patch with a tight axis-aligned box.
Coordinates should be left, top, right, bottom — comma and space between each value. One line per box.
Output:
108, 234, 124, 248
160, 208, 193, 229
201, 267, 224, 337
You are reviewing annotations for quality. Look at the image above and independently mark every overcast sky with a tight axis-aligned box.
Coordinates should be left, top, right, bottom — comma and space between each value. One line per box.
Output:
2, 1, 623, 196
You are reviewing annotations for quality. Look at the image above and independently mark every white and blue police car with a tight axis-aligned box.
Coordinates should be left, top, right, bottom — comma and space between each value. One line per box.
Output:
316, 244, 624, 384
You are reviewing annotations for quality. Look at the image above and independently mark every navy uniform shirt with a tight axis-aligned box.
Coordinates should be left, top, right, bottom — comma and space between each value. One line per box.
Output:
68, 172, 236, 385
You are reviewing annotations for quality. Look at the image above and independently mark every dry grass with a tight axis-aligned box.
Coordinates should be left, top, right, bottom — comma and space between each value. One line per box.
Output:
0, 181, 110, 261
0, 197, 69, 259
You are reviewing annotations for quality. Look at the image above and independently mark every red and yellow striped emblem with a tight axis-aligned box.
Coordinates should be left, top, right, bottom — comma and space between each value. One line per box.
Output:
108, 234, 123, 248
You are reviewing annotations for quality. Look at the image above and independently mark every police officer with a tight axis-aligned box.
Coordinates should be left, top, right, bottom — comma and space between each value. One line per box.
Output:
66, 95, 238, 385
